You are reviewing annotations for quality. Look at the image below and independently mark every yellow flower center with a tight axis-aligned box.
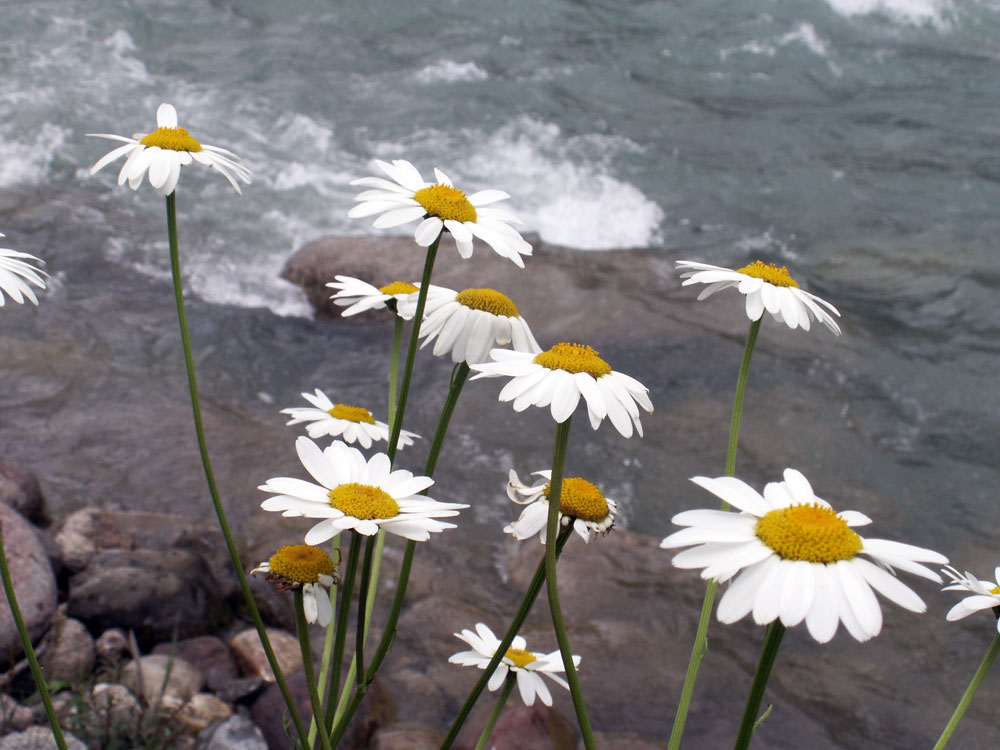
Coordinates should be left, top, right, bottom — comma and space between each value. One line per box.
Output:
533, 343, 612, 377
326, 404, 376, 424
413, 184, 477, 223
990, 585, 1000, 595
139, 127, 203, 152
328, 483, 400, 520
455, 288, 519, 317
544, 477, 609, 522
754, 504, 862, 563
736, 260, 799, 288
504, 647, 538, 669
379, 281, 419, 295
268, 545, 335, 584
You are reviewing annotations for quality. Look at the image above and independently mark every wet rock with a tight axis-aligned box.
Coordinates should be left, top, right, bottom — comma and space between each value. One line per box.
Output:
229, 628, 302, 683
212, 676, 266, 704
66, 547, 228, 647
152, 635, 239, 691
178, 692, 233, 731
89, 682, 140, 725
371, 722, 443, 750
0, 727, 87, 750
40, 615, 95, 684
0, 503, 57, 664
122, 653, 206, 704
197, 713, 268, 750
53, 507, 133, 573
454, 704, 577, 750
94, 627, 130, 663
0, 461, 44, 522
0, 694, 34, 731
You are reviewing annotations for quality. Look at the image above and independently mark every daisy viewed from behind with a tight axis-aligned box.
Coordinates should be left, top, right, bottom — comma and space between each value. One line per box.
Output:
281, 389, 419, 450
348, 159, 533, 267
470, 342, 652, 438
89, 103, 251, 195
677, 259, 841, 335
660, 468, 947, 643
449, 623, 579, 707
251, 544, 337, 626
326, 275, 419, 318
0, 235, 47, 306
942, 566, 1000, 631
259, 437, 467, 544
505, 469, 617, 544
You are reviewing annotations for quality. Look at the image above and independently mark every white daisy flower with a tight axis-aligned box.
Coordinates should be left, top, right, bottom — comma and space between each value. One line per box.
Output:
505, 469, 617, 544
469, 342, 653, 438
88, 103, 252, 196
348, 159, 533, 268
942, 566, 1000, 631
280, 389, 419, 450
251, 544, 337, 626
258, 437, 467, 545
0, 235, 47, 306
326, 276, 419, 318
397, 284, 541, 365
448, 623, 579, 707
676, 259, 841, 335
660, 468, 947, 643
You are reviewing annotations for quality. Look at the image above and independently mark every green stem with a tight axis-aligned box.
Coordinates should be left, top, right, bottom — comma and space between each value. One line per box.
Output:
0, 524, 67, 750
307, 536, 340, 749
355, 535, 376, 680
325, 531, 361, 732
440, 525, 574, 749
734, 621, 785, 750
293, 590, 333, 750
544, 417, 594, 748
669, 317, 761, 750
164, 194, 308, 748
475, 673, 516, 750
932, 631, 1000, 750
388, 316, 404, 430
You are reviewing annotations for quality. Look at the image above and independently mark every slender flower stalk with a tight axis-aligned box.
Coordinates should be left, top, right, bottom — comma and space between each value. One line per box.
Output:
388, 315, 405, 428
669, 318, 760, 749
164, 194, 308, 747
307, 536, 340, 749
293, 589, 333, 750
0, 524, 68, 750
325, 531, 361, 731
933, 632, 1000, 749
475, 673, 517, 750
734, 621, 786, 750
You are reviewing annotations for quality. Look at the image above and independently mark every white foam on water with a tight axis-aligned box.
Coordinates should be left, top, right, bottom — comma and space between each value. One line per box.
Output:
412, 60, 489, 84
0, 122, 72, 187
823, 0, 956, 27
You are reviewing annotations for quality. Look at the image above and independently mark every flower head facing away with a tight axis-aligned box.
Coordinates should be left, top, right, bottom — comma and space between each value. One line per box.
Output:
326, 275, 420, 318
449, 623, 579, 707
89, 103, 251, 195
0, 235, 47, 306
259, 437, 466, 545
470, 342, 652, 438
251, 544, 337, 626
660, 468, 947, 643
348, 159, 532, 267
676, 259, 841, 335
942, 566, 1000, 632
505, 469, 617, 544
281, 389, 419, 450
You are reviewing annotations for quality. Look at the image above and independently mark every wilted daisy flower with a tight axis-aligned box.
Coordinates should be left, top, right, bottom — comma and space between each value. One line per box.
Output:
449, 623, 579, 707
660, 468, 947, 643
1, 235, 47, 306
398, 284, 541, 365
326, 276, 419, 318
470, 342, 652, 438
676, 260, 841, 335
505, 469, 616, 544
942, 566, 1000, 631
281, 389, 419, 450
259, 437, 466, 544
251, 544, 337, 626
348, 159, 532, 267
88, 103, 252, 195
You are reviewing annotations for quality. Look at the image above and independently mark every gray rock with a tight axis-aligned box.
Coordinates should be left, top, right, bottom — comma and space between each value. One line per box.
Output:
40, 615, 95, 684
0, 462, 44, 521
89, 682, 140, 725
152, 635, 239, 692
121, 653, 206, 705
454, 704, 576, 750
0, 503, 57, 664
177, 692, 232, 732
198, 713, 267, 750
53, 507, 133, 573
94, 627, 130, 663
371, 722, 444, 750
0, 694, 34, 731
0, 727, 87, 750
229, 628, 302, 683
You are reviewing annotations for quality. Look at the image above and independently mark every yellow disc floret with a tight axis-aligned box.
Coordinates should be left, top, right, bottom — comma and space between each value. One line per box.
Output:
379, 281, 419, 295
991, 585, 1000, 595
268, 545, 335, 583
504, 647, 538, 669
736, 260, 799, 288
413, 184, 477, 223
455, 288, 519, 317
545, 477, 609, 522
326, 404, 376, 424
139, 127, 203, 152
328, 483, 400, 520
533, 343, 612, 377
755, 504, 862, 563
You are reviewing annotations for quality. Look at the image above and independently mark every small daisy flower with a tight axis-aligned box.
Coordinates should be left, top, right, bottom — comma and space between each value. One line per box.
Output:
0, 235, 47, 306
660, 468, 947, 643
88, 103, 252, 195
469, 342, 652, 438
259, 437, 467, 545
398, 284, 541, 365
676, 259, 841, 335
281, 389, 419, 450
348, 159, 533, 267
505, 469, 617, 544
251, 544, 337, 626
326, 276, 419, 318
942, 566, 1000, 631
448, 623, 579, 707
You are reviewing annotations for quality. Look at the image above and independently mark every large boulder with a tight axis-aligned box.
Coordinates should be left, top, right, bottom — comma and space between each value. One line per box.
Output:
0, 503, 57, 663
